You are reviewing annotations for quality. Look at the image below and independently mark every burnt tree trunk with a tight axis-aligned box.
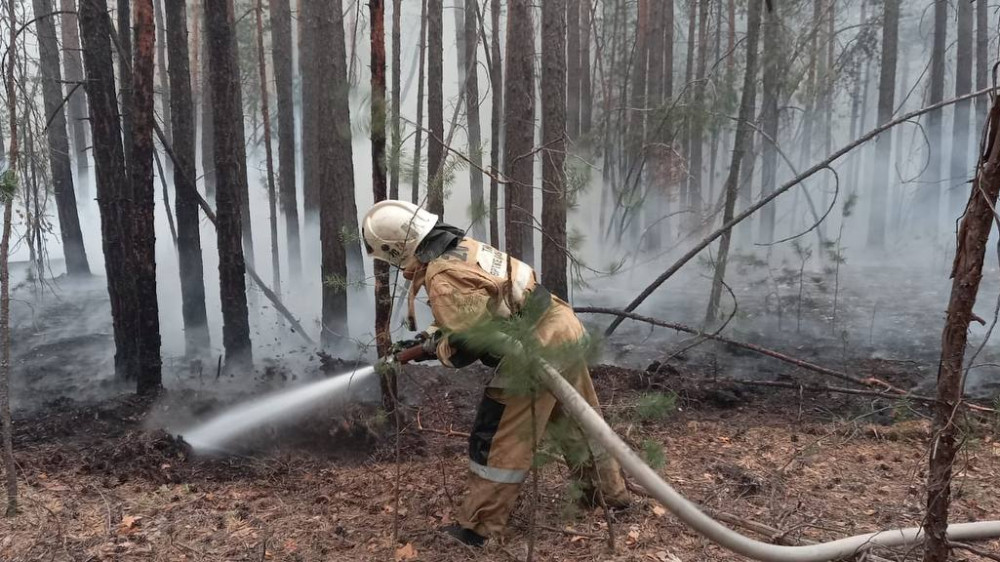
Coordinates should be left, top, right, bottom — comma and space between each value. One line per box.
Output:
489, 0, 502, 246
504, 0, 536, 263
705, 0, 761, 323
60, 0, 90, 181
205, 0, 253, 371
79, 0, 139, 381
154, 0, 171, 143
541, 0, 568, 300
371, 0, 395, 412
923, 91, 1000, 562
566, 0, 580, 141
165, 0, 211, 357
866, 0, 897, 249
950, 0, 973, 219
269, 0, 301, 278
410, 0, 428, 204
33, 0, 91, 276
426, 0, 444, 214
130, 0, 163, 395
758, 3, 780, 244
390, 0, 401, 200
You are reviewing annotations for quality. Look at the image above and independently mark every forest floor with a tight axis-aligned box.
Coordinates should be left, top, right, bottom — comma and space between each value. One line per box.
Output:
3, 263, 1000, 561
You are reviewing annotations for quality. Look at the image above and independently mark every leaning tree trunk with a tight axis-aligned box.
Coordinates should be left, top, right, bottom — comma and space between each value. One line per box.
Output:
130, 0, 163, 396
33, 0, 91, 277
60, 0, 90, 182
426, 0, 444, 214
2, 0, 20, 516
950, 0, 973, 219
255, 0, 281, 296
269, 0, 301, 278
865, 0, 898, 249
541, 0, 568, 300
409, 0, 428, 204
504, 0, 536, 264
923, 88, 1000, 562
205, 0, 253, 371
371, 0, 395, 413
705, 0, 761, 324
488, 0, 502, 246
80, 0, 139, 381
165, 0, 211, 357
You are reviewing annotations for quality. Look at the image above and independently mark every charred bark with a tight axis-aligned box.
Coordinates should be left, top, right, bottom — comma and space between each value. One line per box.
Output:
541, 0, 568, 300
33, 0, 91, 277
866, 0, 897, 249
60, 0, 90, 181
504, 0, 536, 264
269, 0, 301, 278
426, 0, 444, 214
205, 0, 253, 371
165, 0, 211, 357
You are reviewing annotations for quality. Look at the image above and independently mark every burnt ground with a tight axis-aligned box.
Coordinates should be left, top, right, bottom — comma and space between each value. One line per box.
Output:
3, 264, 1000, 560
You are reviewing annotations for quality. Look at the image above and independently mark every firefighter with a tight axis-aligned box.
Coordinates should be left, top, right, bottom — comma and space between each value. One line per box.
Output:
361, 200, 629, 546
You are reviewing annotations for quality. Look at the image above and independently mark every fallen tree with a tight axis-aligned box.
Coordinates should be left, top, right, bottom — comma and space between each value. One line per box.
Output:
605, 86, 999, 337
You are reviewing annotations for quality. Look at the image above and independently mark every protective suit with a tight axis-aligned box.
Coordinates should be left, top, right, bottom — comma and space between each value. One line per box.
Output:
362, 200, 628, 544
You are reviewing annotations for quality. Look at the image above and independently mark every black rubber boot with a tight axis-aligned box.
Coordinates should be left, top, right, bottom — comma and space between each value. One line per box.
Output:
440, 524, 487, 547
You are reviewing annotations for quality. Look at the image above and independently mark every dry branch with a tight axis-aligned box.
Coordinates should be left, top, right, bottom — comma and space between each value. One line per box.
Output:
605, 86, 999, 337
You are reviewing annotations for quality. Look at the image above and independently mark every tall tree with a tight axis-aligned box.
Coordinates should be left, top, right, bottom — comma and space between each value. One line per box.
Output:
976, 0, 988, 134
579, 0, 592, 136
488, 0, 502, 245
504, 0, 536, 263
60, 0, 90, 181
255, 0, 281, 297
426, 0, 444, 214
922, 0, 947, 233
3, 0, 20, 516
300, 0, 320, 217
950, 0, 973, 219
153, 0, 171, 143
319, 0, 361, 347
705, 0, 761, 323
758, 4, 781, 243
371, 0, 395, 413
409, 0, 428, 203
130, 0, 163, 395
269, 0, 301, 278
79, 0, 139, 381
165, 0, 211, 356
541, 0, 568, 299
205, 0, 253, 370
866, 0, 898, 249
390, 0, 401, 200
643, 0, 665, 251
200, 15, 215, 199
461, 0, 486, 237
566, 0, 580, 140
682, 0, 699, 216
33, 0, 91, 276
119, 0, 133, 166
624, 0, 649, 242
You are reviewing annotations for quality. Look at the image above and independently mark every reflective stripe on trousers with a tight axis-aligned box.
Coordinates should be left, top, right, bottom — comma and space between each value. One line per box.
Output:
469, 460, 527, 484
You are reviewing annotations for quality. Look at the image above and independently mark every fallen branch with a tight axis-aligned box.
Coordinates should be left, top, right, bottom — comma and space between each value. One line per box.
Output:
948, 541, 1000, 561
605, 86, 999, 337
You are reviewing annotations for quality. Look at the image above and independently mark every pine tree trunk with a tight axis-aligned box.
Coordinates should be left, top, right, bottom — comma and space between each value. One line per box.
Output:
390, 0, 402, 200
682, 0, 698, 217
2, 0, 20, 517
541, 0, 568, 300
489, 0, 502, 246
120, 0, 134, 167
975, 0, 988, 135
205, 0, 253, 371
200, 15, 215, 200
923, 92, 1000, 562
255, 0, 281, 297
460, 0, 487, 239
227, 1, 255, 270
566, 0, 580, 141
79, 0, 139, 381
319, 0, 360, 347
269, 0, 301, 278
165, 0, 211, 357
426, 0, 444, 214
410, 0, 428, 204
705, 0, 761, 323
371, 0, 395, 412
504, 0, 536, 264
154, 0, 171, 144
643, 0, 664, 251
866, 0, 897, 249
950, 0, 974, 219
33, 0, 91, 277
923, 0, 947, 234
60, 0, 90, 182
300, 0, 320, 218
579, 0, 593, 137
623, 0, 648, 243
758, 3, 780, 243
130, 0, 163, 396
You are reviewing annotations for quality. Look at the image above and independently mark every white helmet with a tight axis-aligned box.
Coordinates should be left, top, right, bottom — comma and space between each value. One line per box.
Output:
361, 200, 439, 267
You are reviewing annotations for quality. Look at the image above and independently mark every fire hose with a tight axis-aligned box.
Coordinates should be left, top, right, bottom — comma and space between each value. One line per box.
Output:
391, 342, 1000, 561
